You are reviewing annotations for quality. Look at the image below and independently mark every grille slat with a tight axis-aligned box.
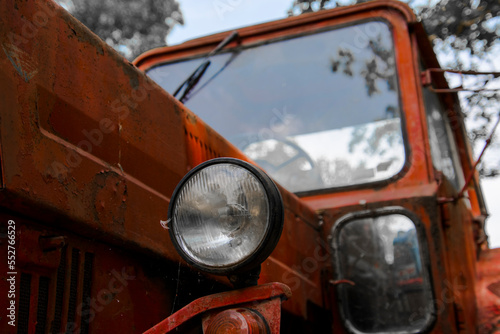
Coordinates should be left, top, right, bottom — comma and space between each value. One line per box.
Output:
51, 247, 67, 334
65, 248, 81, 333
18, 273, 32, 334
35, 276, 50, 334
80, 253, 94, 334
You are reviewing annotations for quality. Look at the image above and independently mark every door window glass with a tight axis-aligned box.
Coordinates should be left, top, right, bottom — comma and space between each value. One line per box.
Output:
423, 87, 463, 189
332, 213, 434, 333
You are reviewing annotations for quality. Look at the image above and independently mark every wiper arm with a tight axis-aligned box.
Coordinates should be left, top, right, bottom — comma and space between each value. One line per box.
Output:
173, 60, 211, 103
186, 50, 241, 100
173, 30, 239, 103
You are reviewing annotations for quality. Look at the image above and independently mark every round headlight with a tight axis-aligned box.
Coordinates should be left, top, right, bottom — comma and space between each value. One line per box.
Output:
168, 158, 284, 275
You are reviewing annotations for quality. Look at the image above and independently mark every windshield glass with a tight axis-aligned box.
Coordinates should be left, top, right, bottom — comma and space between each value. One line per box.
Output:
148, 20, 405, 193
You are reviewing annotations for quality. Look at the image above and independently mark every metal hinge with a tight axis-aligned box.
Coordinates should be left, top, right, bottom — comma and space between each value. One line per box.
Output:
453, 302, 466, 332
439, 202, 452, 228
421, 68, 500, 93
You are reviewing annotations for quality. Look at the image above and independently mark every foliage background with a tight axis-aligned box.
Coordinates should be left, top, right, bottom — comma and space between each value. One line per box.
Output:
56, 0, 184, 60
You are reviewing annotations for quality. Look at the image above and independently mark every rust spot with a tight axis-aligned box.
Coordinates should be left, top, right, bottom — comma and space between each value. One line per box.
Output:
172, 103, 181, 116
121, 61, 140, 89
92, 171, 127, 231
487, 281, 500, 298
186, 113, 197, 124
62, 11, 104, 56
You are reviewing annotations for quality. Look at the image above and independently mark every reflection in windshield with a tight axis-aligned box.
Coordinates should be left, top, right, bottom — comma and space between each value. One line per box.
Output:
148, 21, 405, 193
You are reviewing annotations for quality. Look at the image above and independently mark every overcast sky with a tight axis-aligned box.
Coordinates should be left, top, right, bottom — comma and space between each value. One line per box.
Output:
167, 0, 291, 45
167, 0, 500, 248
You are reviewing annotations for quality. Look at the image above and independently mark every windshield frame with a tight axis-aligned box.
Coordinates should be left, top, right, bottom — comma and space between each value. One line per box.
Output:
146, 18, 411, 196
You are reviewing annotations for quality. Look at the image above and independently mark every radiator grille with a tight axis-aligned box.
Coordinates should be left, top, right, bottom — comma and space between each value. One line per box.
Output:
18, 273, 32, 334
17, 244, 94, 334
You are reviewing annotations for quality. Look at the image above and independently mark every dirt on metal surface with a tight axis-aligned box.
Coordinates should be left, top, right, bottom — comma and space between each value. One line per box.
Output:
476, 248, 500, 334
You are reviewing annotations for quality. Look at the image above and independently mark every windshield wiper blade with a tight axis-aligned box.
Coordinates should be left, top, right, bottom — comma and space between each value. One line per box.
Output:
173, 60, 211, 103
173, 30, 239, 103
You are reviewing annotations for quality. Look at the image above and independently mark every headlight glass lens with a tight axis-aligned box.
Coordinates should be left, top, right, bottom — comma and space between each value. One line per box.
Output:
172, 163, 269, 268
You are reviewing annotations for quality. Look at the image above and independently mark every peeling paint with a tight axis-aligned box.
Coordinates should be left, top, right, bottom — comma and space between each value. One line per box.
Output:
91, 171, 127, 231
121, 61, 140, 89
61, 10, 104, 56
2, 43, 37, 82
487, 280, 500, 298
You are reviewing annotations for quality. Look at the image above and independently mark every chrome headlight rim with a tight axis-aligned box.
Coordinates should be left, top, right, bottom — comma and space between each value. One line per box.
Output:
167, 157, 284, 275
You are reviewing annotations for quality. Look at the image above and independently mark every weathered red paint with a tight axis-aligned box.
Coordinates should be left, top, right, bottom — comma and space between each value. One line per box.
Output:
1, 0, 497, 333
0, 1, 319, 332
476, 248, 500, 334
143, 283, 291, 334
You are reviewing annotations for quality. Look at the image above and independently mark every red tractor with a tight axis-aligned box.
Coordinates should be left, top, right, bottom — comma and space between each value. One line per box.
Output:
1, 0, 499, 333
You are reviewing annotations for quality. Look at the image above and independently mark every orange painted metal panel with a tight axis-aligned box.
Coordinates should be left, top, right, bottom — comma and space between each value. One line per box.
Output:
0, 0, 324, 328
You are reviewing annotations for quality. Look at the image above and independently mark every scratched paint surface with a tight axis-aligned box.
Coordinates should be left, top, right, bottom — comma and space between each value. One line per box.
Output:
2, 43, 38, 82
